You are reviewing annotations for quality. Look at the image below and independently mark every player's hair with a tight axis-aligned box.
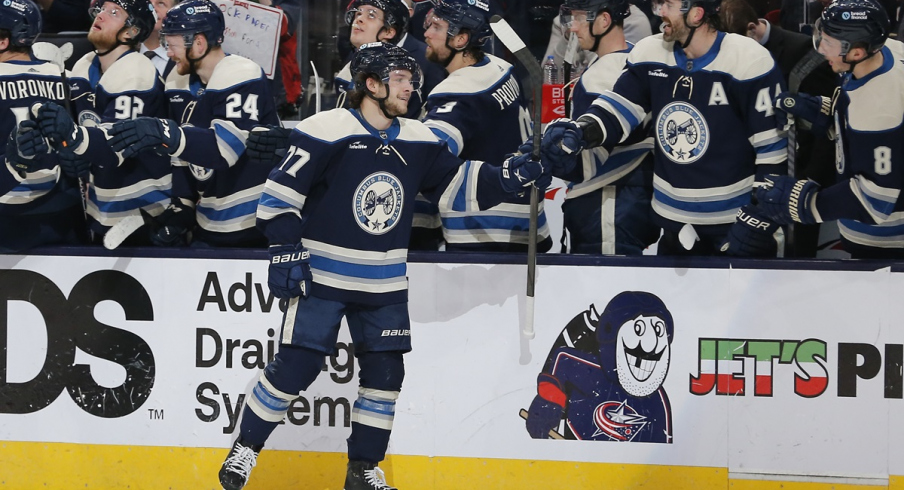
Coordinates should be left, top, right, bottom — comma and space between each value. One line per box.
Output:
348, 72, 378, 108
717, 0, 757, 35
0, 30, 32, 54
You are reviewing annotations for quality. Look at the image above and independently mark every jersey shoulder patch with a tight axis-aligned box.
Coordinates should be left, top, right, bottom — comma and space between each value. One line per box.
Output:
293, 109, 364, 143
206, 55, 265, 91
428, 54, 512, 97
846, 46, 904, 132
165, 69, 190, 91
0, 60, 61, 77
707, 33, 777, 80
70, 51, 98, 80
581, 51, 629, 95
628, 34, 675, 66
97, 51, 159, 94
397, 117, 443, 144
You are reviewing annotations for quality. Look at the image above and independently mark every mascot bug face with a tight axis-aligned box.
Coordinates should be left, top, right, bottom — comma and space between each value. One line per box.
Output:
616, 314, 671, 397
597, 291, 674, 398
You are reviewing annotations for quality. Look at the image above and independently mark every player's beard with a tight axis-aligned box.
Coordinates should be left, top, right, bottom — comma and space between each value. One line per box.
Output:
661, 17, 690, 44
383, 93, 409, 117
88, 26, 120, 51
174, 57, 192, 76
425, 43, 451, 65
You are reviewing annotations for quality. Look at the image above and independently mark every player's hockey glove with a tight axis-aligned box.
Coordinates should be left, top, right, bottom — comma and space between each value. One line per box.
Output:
6, 121, 48, 173
540, 118, 583, 176
774, 92, 834, 136
500, 152, 550, 194
525, 373, 566, 439
144, 201, 195, 247
33, 101, 87, 152
268, 243, 312, 299
246, 125, 291, 166
107, 117, 184, 160
720, 205, 780, 257
755, 174, 821, 225
58, 150, 91, 179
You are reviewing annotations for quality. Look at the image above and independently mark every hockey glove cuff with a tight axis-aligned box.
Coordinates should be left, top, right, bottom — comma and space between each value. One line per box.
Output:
541, 118, 583, 177
500, 153, 549, 193
268, 243, 312, 299
107, 118, 186, 160
34, 101, 88, 154
6, 122, 47, 173
720, 205, 780, 257
755, 175, 821, 225
246, 125, 292, 166
774, 92, 834, 136
58, 150, 91, 179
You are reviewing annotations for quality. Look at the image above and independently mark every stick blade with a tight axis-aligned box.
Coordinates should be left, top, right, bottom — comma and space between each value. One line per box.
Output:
103, 214, 145, 250
489, 15, 527, 53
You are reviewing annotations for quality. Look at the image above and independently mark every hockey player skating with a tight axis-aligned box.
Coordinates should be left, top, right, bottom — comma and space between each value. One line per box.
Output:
554, 0, 659, 254
216, 42, 549, 490
17, 0, 188, 246
540, 0, 789, 256
761, 0, 904, 259
417, 0, 552, 252
0, 0, 88, 252
106, 0, 281, 247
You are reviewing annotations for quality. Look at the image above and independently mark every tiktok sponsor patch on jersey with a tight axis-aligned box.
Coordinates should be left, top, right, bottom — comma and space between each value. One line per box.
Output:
353, 171, 404, 235
656, 102, 709, 164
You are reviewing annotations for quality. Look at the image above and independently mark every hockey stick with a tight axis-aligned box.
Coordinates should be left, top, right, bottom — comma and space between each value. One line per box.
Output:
518, 409, 565, 440
490, 15, 541, 340
309, 61, 321, 114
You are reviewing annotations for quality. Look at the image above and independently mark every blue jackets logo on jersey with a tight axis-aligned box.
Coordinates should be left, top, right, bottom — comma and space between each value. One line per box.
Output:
354, 171, 404, 234
190, 163, 214, 181
657, 102, 709, 164
78, 110, 102, 128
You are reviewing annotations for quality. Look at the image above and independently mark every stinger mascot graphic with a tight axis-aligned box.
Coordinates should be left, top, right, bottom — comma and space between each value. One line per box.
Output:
523, 291, 674, 442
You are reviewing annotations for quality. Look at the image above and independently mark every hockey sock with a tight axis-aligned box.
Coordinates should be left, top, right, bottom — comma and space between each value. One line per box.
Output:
240, 373, 298, 446
347, 388, 399, 463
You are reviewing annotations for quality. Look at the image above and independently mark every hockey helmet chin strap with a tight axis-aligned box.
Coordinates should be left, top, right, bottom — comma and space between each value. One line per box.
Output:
183, 34, 215, 74
588, 12, 617, 53
95, 26, 138, 57
365, 80, 398, 120
840, 48, 879, 74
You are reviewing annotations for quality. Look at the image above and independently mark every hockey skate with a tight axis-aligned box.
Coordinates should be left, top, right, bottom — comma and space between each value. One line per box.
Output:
218, 437, 262, 490
344, 460, 398, 490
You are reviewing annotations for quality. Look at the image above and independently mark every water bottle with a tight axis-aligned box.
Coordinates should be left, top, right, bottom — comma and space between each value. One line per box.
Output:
542, 55, 560, 85
541, 56, 565, 124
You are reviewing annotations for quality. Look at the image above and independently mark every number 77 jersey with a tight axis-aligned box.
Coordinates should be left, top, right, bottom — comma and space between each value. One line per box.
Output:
584, 32, 788, 229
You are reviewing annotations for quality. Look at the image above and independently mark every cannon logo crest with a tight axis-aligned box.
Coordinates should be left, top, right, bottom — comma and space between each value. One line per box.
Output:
656, 101, 709, 165
354, 171, 404, 235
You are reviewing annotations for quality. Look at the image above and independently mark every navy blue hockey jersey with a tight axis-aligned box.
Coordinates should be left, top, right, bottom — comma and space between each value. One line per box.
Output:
165, 54, 279, 246
583, 32, 788, 230
819, 40, 904, 250
257, 108, 524, 305
0, 59, 76, 217
68, 51, 175, 234
422, 54, 550, 250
